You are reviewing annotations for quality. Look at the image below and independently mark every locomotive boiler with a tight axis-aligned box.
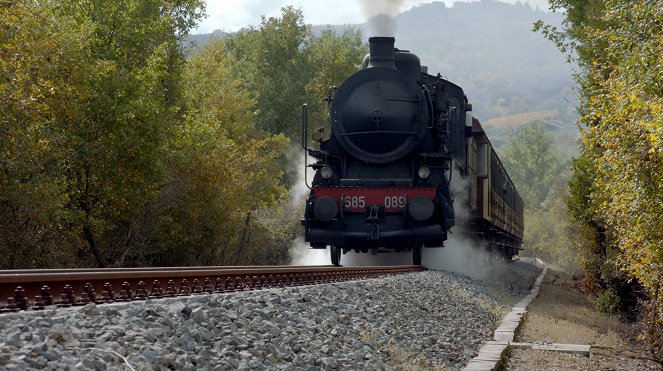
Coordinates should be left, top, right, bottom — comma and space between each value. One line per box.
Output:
301, 37, 523, 266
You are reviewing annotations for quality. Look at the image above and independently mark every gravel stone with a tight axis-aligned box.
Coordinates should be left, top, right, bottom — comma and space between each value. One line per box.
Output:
190, 307, 205, 324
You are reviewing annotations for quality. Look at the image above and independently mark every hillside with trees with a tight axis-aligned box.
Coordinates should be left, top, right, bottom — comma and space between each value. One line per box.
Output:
189, 1, 576, 125
187, 1, 579, 161
395, 1, 574, 122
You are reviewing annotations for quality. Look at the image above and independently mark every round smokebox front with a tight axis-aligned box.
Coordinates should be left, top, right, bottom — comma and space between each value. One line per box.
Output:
331, 67, 426, 163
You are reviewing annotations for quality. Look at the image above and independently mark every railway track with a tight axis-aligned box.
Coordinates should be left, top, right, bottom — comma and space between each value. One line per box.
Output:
0, 265, 424, 312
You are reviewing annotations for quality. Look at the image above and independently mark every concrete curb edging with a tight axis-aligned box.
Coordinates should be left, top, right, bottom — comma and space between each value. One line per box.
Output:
462, 262, 549, 371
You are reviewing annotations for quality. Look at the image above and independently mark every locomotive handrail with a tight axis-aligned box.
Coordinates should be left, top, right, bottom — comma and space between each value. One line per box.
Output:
338, 130, 418, 136
384, 97, 419, 102
301, 103, 312, 190
301, 103, 309, 151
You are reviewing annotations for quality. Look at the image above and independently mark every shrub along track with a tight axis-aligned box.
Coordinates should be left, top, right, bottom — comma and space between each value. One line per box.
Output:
0, 265, 424, 312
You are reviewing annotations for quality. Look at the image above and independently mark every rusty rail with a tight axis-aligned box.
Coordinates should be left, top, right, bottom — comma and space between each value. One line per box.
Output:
0, 265, 424, 312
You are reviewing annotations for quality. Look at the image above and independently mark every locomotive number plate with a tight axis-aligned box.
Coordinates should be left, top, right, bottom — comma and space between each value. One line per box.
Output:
314, 187, 436, 212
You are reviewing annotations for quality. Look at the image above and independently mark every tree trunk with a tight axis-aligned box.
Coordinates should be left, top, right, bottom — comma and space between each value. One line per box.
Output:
113, 222, 133, 267
234, 212, 251, 265
83, 225, 108, 268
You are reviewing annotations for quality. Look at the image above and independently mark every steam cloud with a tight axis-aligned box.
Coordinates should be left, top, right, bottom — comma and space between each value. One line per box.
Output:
360, 0, 405, 36
421, 163, 509, 279
288, 150, 329, 265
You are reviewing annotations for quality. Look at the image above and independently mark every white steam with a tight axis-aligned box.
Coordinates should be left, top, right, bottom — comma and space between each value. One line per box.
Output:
290, 237, 328, 265
422, 232, 502, 280
339, 249, 412, 266
289, 148, 314, 206
288, 150, 329, 265
360, 0, 405, 36
447, 162, 475, 229
421, 163, 509, 279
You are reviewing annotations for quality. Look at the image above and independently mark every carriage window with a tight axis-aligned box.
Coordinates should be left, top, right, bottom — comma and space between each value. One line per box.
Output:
477, 143, 488, 177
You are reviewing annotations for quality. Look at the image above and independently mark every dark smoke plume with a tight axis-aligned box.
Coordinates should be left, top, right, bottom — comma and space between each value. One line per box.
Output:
360, 0, 405, 36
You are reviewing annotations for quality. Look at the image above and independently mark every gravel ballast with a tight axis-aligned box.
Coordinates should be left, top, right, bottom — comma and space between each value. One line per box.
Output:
0, 261, 541, 370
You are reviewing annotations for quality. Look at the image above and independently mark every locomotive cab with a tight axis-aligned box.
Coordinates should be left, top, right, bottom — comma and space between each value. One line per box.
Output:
302, 37, 473, 266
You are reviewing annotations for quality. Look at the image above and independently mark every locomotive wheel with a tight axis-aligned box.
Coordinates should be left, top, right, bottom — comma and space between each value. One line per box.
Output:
330, 246, 341, 266
413, 245, 422, 266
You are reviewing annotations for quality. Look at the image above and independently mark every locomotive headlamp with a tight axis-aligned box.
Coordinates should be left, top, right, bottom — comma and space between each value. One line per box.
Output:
321, 166, 333, 179
418, 166, 431, 179
408, 196, 435, 221
313, 196, 338, 222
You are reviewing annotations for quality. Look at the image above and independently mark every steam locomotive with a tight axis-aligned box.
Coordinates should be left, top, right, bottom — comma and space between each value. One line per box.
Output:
301, 37, 523, 266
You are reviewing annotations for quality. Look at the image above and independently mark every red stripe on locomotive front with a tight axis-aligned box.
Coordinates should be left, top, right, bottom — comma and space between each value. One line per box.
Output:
313, 187, 436, 212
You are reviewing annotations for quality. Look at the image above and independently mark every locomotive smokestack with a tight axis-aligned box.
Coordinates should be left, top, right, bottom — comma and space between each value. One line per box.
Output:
367, 36, 396, 69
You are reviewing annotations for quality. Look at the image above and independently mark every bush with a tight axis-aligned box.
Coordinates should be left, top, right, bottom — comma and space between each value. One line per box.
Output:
597, 288, 622, 315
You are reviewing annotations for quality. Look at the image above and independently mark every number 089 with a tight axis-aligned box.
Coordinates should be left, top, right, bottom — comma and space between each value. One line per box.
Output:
384, 195, 406, 208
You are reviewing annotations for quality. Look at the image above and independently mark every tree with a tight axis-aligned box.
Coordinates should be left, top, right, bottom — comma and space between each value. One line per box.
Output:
0, 0, 205, 268
224, 6, 312, 140
500, 122, 566, 210
129, 37, 290, 266
61, 0, 205, 268
304, 27, 366, 129
0, 1, 90, 268
498, 123, 577, 271
538, 0, 663, 356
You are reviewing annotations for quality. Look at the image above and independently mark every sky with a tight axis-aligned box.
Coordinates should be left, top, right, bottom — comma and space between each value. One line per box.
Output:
194, 0, 553, 34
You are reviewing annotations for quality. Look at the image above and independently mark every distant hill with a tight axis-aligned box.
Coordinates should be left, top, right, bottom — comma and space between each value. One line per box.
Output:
187, 0, 576, 125
184, 30, 228, 49
393, 1, 574, 123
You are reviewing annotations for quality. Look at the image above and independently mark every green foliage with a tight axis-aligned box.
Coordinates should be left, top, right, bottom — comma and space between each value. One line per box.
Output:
0, 0, 205, 268
541, 0, 663, 355
304, 27, 366, 129
567, 152, 601, 229
86, 37, 290, 267
59, 0, 204, 267
498, 123, 579, 273
597, 287, 621, 315
224, 7, 366, 142
0, 2, 369, 269
0, 1, 80, 267
224, 6, 311, 140
500, 123, 567, 210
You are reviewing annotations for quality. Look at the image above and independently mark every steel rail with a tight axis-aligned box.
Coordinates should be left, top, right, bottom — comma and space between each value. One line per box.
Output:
1, 265, 336, 275
0, 265, 424, 312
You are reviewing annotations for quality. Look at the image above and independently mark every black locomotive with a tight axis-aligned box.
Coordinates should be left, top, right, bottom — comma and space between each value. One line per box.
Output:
301, 37, 523, 266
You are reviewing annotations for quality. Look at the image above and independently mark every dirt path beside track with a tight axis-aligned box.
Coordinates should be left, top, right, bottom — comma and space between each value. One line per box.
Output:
506, 268, 661, 370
